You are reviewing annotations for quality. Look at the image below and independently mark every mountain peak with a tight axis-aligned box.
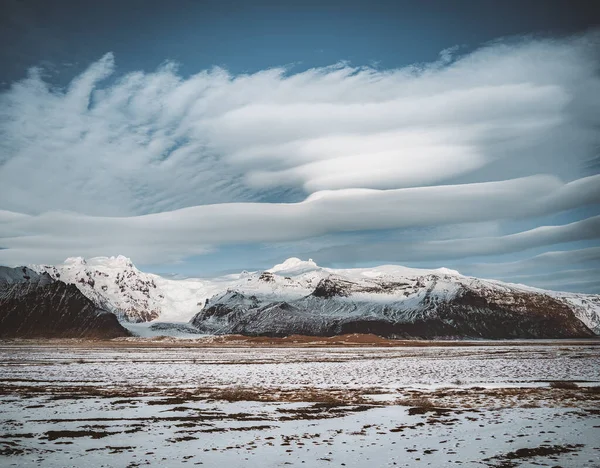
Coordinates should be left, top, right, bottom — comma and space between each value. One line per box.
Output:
435, 267, 461, 276
268, 257, 319, 275
64, 256, 87, 266
85, 256, 135, 269
62, 255, 135, 269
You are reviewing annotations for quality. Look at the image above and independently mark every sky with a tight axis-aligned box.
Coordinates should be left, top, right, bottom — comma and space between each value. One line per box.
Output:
0, 0, 599, 293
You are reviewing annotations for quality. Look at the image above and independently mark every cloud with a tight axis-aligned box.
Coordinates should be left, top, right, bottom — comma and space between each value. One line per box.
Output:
301, 215, 600, 263
494, 268, 600, 293
1, 174, 599, 265
460, 246, 600, 277
0, 30, 599, 291
1, 31, 599, 217
0, 56, 254, 216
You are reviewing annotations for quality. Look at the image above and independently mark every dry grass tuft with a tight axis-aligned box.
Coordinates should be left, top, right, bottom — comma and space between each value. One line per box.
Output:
549, 381, 579, 390
206, 387, 366, 405
397, 396, 436, 408
294, 390, 351, 405
210, 387, 263, 402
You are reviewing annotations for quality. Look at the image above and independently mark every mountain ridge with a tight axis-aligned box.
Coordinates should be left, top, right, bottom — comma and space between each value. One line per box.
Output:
28, 256, 600, 338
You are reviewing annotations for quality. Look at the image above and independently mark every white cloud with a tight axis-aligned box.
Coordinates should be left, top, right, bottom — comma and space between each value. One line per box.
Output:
0, 174, 599, 265
1, 31, 599, 216
303, 215, 600, 263
460, 246, 600, 277
495, 268, 600, 292
0, 30, 599, 282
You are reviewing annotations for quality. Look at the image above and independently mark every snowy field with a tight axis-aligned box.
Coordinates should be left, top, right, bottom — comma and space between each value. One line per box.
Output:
1, 342, 599, 467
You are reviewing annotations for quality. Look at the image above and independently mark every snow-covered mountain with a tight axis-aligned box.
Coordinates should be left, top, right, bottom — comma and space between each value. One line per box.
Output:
33, 256, 219, 323
0, 266, 129, 339
191, 258, 599, 338
30, 256, 600, 338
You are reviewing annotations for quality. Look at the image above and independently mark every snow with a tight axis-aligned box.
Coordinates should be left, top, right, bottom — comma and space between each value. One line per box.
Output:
551, 294, 600, 334
328, 263, 462, 281
31, 256, 220, 323
268, 257, 319, 275
30, 256, 600, 334
122, 322, 209, 339
2, 343, 599, 390
1, 342, 599, 467
63, 256, 87, 265
0, 266, 44, 284
2, 396, 598, 467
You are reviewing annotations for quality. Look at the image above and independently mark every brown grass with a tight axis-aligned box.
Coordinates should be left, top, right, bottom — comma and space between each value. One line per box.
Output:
5, 336, 600, 348
3, 379, 600, 410
397, 396, 435, 408
292, 389, 354, 405
549, 381, 579, 390
210, 387, 263, 402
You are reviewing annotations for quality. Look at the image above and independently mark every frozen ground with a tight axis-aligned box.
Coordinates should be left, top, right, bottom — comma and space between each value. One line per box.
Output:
2, 343, 600, 390
1, 342, 599, 467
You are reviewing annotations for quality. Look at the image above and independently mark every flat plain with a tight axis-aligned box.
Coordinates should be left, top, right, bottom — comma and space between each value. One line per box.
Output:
1, 339, 599, 467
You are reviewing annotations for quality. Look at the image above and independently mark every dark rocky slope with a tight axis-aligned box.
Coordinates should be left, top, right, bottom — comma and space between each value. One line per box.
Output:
191, 279, 595, 339
0, 266, 130, 339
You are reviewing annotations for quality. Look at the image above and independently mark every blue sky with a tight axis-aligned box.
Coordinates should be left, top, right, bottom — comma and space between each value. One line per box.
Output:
2, 0, 599, 85
0, 0, 599, 292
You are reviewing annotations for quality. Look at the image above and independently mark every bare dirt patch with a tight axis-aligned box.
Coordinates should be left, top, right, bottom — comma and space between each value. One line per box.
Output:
549, 380, 579, 389
42, 429, 117, 441
482, 443, 585, 467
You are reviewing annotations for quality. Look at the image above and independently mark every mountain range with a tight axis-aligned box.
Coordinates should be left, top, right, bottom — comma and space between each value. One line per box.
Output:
1, 255, 593, 340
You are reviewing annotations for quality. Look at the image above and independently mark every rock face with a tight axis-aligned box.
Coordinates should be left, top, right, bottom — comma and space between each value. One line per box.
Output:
191, 286, 594, 339
0, 266, 130, 339
190, 259, 598, 339
556, 295, 600, 335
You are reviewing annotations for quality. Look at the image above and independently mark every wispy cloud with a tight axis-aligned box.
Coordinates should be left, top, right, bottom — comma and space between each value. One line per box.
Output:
1, 32, 599, 216
0, 30, 599, 291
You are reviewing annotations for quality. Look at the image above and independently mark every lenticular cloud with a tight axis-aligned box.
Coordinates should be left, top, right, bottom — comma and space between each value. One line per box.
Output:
0, 31, 599, 268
